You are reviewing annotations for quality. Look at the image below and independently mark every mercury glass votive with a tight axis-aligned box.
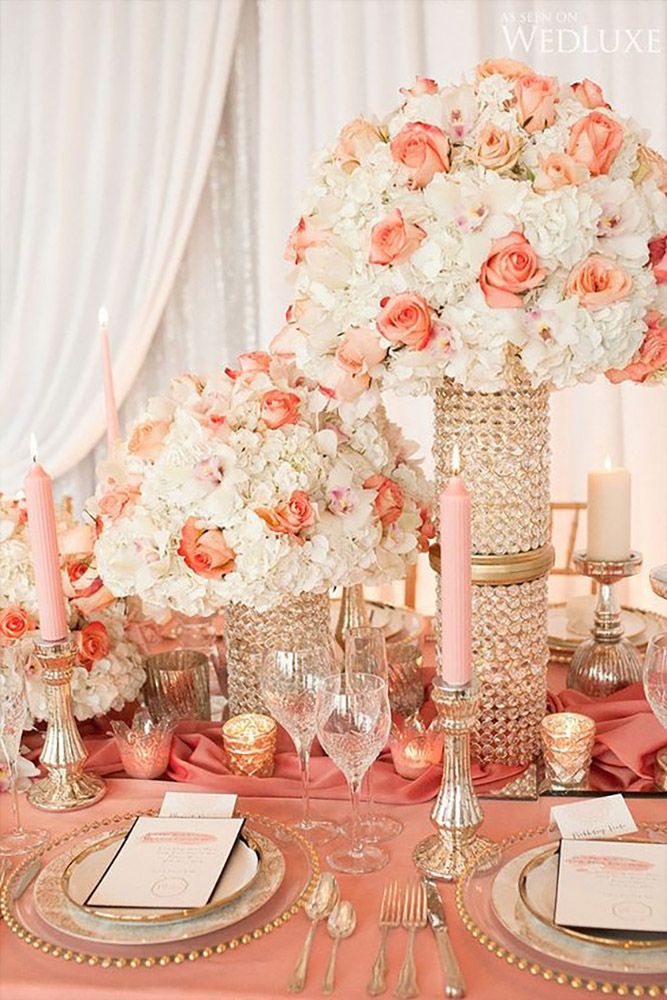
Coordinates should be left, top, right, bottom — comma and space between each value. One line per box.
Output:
540, 711, 595, 789
111, 708, 177, 779
222, 713, 277, 777
389, 715, 442, 780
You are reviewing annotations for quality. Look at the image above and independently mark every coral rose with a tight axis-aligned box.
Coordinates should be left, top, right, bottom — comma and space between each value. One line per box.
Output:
178, 518, 236, 579
417, 505, 436, 552
606, 311, 667, 384
565, 255, 632, 309
335, 117, 383, 173
571, 79, 609, 110
376, 293, 432, 350
77, 621, 110, 667
479, 231, 546, 309
128, 420, 171, 461
284, 216, 327, 264
260, 389, 300, 429
648, 235, 667, 284
255, 491, 315, 546
400, 77, 439, 97
363, 474, 404, 529
567, 111, 624, 177
335, 328, 387, 374
471, 124, 522, 171
390, 122, 450, 188
369, 209, 426, 265
475, 58, 532, 81
533, 153, 586, 193
514, 74, 558, 133
0, 604, 33, 641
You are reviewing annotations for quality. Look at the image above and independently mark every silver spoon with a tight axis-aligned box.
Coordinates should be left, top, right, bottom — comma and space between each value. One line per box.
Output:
288, 873, 340, 993
322, 900, 357, 995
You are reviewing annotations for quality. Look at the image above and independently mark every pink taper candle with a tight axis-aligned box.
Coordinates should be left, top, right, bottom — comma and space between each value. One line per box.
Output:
99, 307, 120, 454
439, 444, 472, 686
24, 438, 68, 641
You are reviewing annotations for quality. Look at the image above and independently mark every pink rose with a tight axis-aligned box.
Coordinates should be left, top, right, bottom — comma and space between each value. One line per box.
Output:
369, 209, 426, 265
72, 583, 115, 617
377, 293, 432, 350
514, 73, 558, 133
98, 484, 140, 521
471, 124, 522, 171
322, 370, 371, 403
635, 145, 667, 194
58, 524, 95, 555
0, 604, 33, 641
648, 235, 667, 284
284, 216, 327, 264
390, 122, 450, 189
77, 621, 110, 667
128, 420, 171, 461
335, 328, 387, 374
475, 57, 532, 81
565, 254, 632, 309
269, 322, 297, 360
479, 231, 546, 309
606, 311, 667, 384
225, 352, 271, 383
400, 77, 438, 97
178, 518, 236, 579
363, 474, 404, 529
571, 79, 609, 110
255, 491, 315, 546
334, 117, 383, 173
533, 152, 586, 193
260, 389, 300, 429
567, 112, 624, 177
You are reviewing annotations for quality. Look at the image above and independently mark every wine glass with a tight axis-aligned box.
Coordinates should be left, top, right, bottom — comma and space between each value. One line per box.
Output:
344, 627, 402, 842
0, 644, 48, 856
316, 672, 392, 874
643, 633, 667, 726
261, 645, 340, 845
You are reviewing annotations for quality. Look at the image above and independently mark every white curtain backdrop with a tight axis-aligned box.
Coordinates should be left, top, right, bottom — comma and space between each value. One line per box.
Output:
2, 0, 665, 610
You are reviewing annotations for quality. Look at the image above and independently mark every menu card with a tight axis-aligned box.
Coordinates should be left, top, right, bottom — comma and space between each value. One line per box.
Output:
159, 791, 237, 818
86, 816, 245, 909
555, 838, 667, 933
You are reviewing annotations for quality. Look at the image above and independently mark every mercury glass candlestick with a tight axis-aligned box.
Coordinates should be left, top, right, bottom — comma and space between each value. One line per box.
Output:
567, 551, 643, 697
413, 677, 498, 881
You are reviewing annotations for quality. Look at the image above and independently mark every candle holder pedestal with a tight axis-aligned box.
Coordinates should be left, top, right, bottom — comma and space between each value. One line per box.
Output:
567, 551, 643, 698
413, 677, 499, 881
27, 636, 106, 811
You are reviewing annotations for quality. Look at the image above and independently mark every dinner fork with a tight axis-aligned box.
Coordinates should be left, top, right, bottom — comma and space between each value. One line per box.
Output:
367, 880, 401, 995
394, 881, 427, 1000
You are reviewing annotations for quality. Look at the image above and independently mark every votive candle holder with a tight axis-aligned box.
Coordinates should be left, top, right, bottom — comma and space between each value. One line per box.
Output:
222, 713, 277, 777
540, 711, 595, 789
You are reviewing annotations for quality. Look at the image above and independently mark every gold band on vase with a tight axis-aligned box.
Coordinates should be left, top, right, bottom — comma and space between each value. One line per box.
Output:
429, 542, 555, 586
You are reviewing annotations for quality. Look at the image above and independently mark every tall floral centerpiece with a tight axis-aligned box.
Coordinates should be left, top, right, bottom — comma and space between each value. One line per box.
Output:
91, 354, 433, 713
277, 59, 666, 763
0, 494, 145, 722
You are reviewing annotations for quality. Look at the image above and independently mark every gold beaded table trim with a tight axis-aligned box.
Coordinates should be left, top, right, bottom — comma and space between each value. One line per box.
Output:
429, 543, 555, 586
454, 821, 667, 997
1, 810, 320, 970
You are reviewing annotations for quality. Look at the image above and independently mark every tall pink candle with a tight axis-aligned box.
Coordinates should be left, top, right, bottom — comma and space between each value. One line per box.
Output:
24, 443, 68, 641
99, 307, 120, 454
439, 447, 472, 686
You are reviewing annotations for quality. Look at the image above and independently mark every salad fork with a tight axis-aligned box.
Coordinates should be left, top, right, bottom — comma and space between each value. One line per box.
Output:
394, 881, 427, 999
367, 880, 401, 995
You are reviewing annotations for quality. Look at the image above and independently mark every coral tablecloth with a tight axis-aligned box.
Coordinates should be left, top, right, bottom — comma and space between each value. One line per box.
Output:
2, 780, 665, 1000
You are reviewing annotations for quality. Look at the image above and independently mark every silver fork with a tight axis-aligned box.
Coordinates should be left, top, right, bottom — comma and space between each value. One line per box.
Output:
367, 880, 401, 995
394, 882, 427, 1000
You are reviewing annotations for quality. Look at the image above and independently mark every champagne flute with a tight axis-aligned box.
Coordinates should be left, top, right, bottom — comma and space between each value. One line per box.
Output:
344, 627, 402, 841
261, 645, 340, 845
0, 644, 48, 856
643, 633, 667, 726
316, 672, 392, 874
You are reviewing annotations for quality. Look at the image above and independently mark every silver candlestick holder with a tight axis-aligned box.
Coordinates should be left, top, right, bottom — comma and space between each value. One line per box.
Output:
567, 551, 643, 698
413, 676, 498, 881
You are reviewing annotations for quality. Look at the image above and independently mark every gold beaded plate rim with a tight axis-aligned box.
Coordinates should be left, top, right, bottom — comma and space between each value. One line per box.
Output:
455, 821, 667, 997
1, 809, 320, 971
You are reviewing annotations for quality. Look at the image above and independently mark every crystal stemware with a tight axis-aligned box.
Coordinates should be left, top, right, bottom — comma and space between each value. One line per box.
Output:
316, 672, 392, 874
344, 627, 402, 842
261, 645, 340, 845
643, 633, 667, 726
0, 644, 48, 856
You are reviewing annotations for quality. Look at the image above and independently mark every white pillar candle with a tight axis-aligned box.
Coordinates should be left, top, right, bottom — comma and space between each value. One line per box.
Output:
586, 457, 631, 561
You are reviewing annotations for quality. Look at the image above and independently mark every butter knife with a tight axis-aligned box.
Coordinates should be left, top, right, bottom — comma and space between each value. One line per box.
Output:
422, 878, 465, 999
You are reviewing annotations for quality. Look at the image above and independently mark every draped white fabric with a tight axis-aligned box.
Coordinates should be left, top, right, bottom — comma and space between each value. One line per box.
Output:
0, 0, 242, 486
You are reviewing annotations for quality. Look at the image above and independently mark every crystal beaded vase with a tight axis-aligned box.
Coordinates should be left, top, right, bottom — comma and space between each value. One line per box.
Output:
432, 373, 553, 765
225, 593, 333, 715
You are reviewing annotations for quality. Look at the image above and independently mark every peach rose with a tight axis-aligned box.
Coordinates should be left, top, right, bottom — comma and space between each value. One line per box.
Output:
648, 234, 667, 284
77, 621, 110, 667
335, 328, 387, 375
567, 111, 624, 177
390, 122, 450, 188
400, 77, 438, 97
335, 117, 383, 173
255, 491, 315, 546
417, 505, 436, 552
533, 152, 587, 193
571, 79, 609, 110
376, 292, 432, 350
635, 145, 667, 194
128, 420, 171, 461
475, 57, 532, 82
606, 311, 667, 384
514, 73, 558, 133
471, 124, 522, 171
363, 474, 404, 529
225, 352, 271, 383
565, 254, 632, 309
479, 231, 546, 309
0, 605, 33, 641
284, 216, 327, 264
98, 484, 140, 521
333, 370, 371, 402
260, 389, 300, 429
178, 518, 236, 579
72, 583, 115, 617
369, 209, 426, 265
58, 524, 95, 555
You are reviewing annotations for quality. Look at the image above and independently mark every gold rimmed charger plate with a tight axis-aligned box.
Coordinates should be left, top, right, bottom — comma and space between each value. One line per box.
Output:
548, 605, 667, 664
